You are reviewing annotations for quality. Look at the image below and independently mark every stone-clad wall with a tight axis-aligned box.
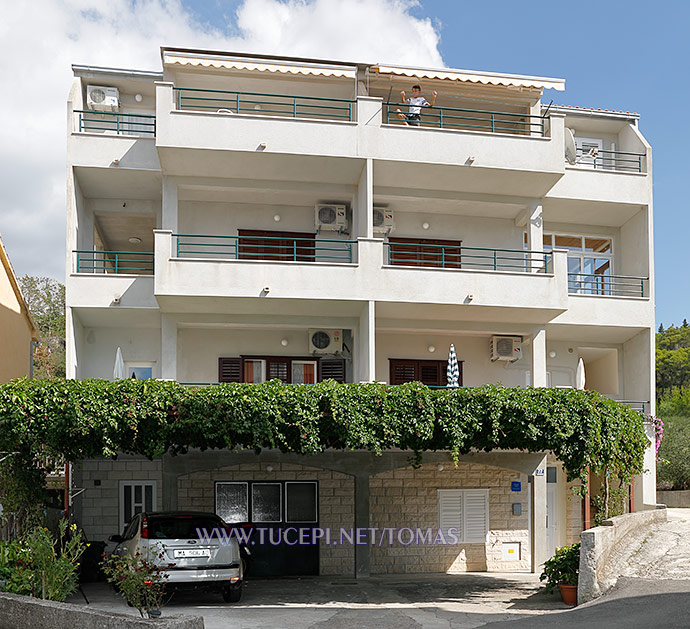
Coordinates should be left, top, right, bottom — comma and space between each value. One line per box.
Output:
73, 455, 162, 543
176, 462, 355, 576
370, 462, 530, 573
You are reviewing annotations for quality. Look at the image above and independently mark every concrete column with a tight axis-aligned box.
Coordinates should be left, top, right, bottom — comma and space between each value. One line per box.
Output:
354, 473, 370, 578
161, 177, 178, 233
356, 159, 374, 239
526, 200, 544, 273
530, 327, 548, 387
161, 315, 177, 380
65, 308, 77, 379
357, 301, 375, 382
531, 455, 548, 572
161, 455, 178, 511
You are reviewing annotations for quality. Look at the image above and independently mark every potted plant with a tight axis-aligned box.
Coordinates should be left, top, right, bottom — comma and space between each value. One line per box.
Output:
540, 542, 580, 606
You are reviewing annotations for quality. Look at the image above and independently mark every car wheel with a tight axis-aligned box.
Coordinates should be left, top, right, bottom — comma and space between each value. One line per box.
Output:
222, 583, 242, 603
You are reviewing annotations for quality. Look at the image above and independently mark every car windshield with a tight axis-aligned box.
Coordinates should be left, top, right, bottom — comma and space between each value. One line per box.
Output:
147, 515, 223, 539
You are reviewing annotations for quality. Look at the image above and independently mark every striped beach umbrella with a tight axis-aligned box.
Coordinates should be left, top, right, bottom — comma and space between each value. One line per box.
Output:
447, 344, 459, 388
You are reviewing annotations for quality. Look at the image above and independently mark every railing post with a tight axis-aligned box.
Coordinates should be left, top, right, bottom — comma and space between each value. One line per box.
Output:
76, 252, 80, 273
293, 240, 297, 261
441, 247, 445, 268
493, 250, 497, 271
349, 102, 352, 122
349, 242, 353, 264
236, 92, 240, 114
114, 254, 119, 274
491, 113, 495, 133
176, 88, 181, 110
235, 237, 239, 259
439, 108, 443, 129
79, 113, 83, 132
641, 279, 645, 297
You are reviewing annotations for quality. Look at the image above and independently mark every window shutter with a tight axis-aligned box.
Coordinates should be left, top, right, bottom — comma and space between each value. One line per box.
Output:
389, 359, 418, 385
438, 489, 463, 540
218, 357, 242, 383
463, 490, 489, 543
419, 362, 442, 386
267, 358, 290, 382
318, 358, 346, 383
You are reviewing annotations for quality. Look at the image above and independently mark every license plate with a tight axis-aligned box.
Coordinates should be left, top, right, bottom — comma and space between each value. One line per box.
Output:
174, 548, 211, 558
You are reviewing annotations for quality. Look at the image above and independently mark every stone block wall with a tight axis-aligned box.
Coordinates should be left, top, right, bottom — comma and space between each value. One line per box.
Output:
176, 462, 355, 576
73, 456, 162, 543
369, 462, 530, 573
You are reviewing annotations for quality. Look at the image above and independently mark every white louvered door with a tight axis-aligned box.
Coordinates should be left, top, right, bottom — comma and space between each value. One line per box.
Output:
438, 488, 489, 543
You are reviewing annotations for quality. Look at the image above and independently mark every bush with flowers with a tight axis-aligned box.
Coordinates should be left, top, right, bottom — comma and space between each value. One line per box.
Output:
0, 518, 86, 601
101, 547, 171, 618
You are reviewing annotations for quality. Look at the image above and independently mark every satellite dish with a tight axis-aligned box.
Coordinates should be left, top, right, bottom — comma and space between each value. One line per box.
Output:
564, 128, 577, 165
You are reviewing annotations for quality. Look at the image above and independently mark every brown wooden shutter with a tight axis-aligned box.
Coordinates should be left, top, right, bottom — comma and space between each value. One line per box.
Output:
390, 359, 418, 385
238, 230, 316, 262
218, 357, 242, 383
388, 237, 462, 269
318, 358, 346, 383
267, 358, 290, 382
389, 359, 459, 386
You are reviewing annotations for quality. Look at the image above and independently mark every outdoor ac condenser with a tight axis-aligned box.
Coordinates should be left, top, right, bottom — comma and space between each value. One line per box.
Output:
86, 85, 120, 112
490, 336, 522, 362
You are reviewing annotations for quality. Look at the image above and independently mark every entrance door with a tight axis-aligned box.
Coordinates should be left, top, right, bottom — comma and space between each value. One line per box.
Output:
546, 466, 558, 558
215, 480, 319, 576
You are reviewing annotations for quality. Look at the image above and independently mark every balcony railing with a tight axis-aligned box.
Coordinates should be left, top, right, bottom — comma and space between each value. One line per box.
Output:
174, 234, 356, 263
74, 250, 154, 274
384, 242, 552, 273
568, 273, 648, 297
383, 102, 547, 136
75, 110, 156, 136
173, 87, 354, 122
575, 147, 644, 173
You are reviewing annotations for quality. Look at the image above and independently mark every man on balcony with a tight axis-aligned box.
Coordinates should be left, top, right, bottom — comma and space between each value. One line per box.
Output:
396, 85, 437, 126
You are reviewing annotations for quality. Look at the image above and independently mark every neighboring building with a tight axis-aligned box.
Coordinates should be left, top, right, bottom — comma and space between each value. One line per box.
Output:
66, 48, 656, 576
0, 233, 37, 382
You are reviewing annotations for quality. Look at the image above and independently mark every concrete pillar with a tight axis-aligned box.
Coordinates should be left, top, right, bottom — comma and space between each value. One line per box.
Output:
531, 455, 548, 572
161, 455, 178, 511
65, 308, 77, 379
526, 200, 544, 273
356, 159, 374, 239
357, 301, 375, 382
530, 327, 548, 387
161, 177, 178, 233
354, 473, 370, 578
161, 315, 177, 380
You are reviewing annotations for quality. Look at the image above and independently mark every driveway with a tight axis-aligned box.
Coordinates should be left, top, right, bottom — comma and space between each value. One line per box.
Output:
72, 572, 569, 629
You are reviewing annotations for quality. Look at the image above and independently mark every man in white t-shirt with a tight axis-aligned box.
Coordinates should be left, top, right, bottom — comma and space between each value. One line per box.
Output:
396, 84, 437, 126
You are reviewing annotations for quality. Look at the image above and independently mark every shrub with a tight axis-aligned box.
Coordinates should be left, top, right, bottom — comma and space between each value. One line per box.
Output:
540, 543, 580, 593
657, 415, 690, 490
0, 519, 86, 601
101, 548, 170, 618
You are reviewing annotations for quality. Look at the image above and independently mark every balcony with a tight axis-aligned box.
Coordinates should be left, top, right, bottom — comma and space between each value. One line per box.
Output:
568, 273, 648, 298
74, 110, 156, 136
574, 147, 644, 173
73, 250, 154, 275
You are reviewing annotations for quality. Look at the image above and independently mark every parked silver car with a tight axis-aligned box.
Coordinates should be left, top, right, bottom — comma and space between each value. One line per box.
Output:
109, 511, 243, 602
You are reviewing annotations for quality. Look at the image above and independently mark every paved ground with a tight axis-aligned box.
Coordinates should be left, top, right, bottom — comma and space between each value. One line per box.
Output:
69, 510, 690, 628
71, 572, 569, 628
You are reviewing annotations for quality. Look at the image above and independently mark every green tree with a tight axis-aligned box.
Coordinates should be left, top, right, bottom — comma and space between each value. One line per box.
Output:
18, 276, 65, 378
656, 322, 690, 395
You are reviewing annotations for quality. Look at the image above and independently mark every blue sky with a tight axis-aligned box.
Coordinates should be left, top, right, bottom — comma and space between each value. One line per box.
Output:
181, 0, 690, 327
0, 0, 686, 326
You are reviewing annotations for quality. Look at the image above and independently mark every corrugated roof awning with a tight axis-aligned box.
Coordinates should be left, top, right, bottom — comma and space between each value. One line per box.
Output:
371, 65, 565, 92
163, 53, 357, 79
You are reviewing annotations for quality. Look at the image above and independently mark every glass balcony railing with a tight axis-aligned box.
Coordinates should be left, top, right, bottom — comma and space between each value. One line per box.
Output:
568, 273, 648, 297
383, 102, 548, 136
174, 233, 356, 263
75, 110, 156, 136
74, 250, 154, 274
173, 87, 354, 122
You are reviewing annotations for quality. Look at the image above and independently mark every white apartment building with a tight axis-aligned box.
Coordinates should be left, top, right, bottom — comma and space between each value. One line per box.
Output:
66, 48, 655, 578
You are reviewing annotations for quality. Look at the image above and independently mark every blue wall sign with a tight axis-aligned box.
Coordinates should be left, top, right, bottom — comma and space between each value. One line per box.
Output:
511, 481, 522, 492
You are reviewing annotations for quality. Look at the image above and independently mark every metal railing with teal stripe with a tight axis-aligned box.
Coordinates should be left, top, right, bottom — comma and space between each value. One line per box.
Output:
616, 400, 649, 414
384, 102, 547, 136
575, 147, 644, 173
75, 110, 156, 136
174, 234, 356, 263
74, 250, 154, 274
568, 273, 648, 297
384, 242, 552, 273
173, 87, 354, 121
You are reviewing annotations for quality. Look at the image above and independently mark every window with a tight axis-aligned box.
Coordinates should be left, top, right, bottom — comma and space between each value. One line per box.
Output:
119, 480, 156, 534
575, 137, 603, 169
388, 237, 462, 269
285, 482, 318, 523
238, 230, 316, 262
216, 482, 249, 523
389, 359, 457, 386
527, 233, 614, 295
126, 362, 155, 380
219, 357, 345, 384
252, 483, 282, 522
438, 489, 489, 543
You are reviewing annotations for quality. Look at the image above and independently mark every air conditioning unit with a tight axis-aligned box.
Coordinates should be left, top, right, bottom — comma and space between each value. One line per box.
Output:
490, 336, 522, 362
315, 204, 348, 231
86, 85, 120, 112
373, 208, 395, 234
308, 329, 343, 354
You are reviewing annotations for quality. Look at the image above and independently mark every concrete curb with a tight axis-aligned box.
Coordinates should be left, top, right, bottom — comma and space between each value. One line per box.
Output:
578, 507, 667, 604
0, 592, 204, 629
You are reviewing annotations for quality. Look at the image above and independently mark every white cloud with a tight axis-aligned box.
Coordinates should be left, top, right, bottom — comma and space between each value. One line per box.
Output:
0, 0, 442, 281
